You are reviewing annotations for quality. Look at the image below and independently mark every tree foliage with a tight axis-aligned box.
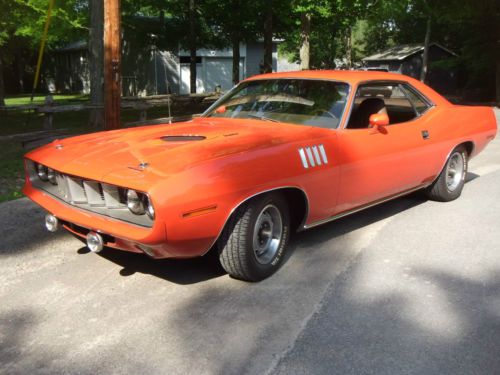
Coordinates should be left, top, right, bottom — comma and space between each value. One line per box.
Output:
0, 0, 498, 102
0, 0, 87, 103
360, 0, 499, 99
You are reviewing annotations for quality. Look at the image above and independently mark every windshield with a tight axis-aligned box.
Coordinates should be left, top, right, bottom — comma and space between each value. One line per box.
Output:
204, 79, 350, 129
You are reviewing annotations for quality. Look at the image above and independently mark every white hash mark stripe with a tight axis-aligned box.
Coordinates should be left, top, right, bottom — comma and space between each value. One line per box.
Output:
312, 146, 322, 165
298, 148, 309, 168
319, 145, 328, 164
299, 145, 329, 168
305, 147, 316, 167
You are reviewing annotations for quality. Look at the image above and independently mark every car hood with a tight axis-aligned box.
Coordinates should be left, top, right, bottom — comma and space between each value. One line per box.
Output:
27, 117, 313, 186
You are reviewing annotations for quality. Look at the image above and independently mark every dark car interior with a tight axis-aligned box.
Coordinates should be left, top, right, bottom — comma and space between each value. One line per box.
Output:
346, 83, 429, 129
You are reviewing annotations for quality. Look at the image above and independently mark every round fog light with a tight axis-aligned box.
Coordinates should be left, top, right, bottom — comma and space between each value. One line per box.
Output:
45, 214, 59, 232
86, 232, 104, 253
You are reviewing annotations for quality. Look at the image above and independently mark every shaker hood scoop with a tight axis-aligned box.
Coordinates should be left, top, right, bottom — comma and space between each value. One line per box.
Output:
161, 135, 207, 142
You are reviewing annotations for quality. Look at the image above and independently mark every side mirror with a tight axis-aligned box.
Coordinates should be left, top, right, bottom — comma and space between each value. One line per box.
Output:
369, 113, 389, 128
215, 105, 227, 114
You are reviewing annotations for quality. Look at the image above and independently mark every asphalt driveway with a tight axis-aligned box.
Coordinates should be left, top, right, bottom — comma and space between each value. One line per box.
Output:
1, 109, 499, 375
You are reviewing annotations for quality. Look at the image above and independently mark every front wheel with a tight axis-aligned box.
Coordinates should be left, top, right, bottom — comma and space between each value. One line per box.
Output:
218, 193, 290, 281
426, 145, 468, 202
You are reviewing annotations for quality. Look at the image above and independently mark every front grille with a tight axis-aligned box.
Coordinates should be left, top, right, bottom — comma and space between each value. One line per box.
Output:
54, 174, 125, 209
27, 160, 153, 227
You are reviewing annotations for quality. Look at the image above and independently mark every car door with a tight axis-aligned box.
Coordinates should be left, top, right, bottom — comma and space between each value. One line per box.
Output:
334, 81, 434, 214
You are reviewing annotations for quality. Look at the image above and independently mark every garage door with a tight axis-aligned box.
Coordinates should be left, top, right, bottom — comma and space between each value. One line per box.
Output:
205, 57, 244, 92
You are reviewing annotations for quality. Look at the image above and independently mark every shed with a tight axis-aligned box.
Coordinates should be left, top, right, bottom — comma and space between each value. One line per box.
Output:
362, 43, 458, 94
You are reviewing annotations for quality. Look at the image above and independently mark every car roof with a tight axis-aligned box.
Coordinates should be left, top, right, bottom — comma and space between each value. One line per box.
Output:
246, 70, 413, 84
244, 70, 450, 106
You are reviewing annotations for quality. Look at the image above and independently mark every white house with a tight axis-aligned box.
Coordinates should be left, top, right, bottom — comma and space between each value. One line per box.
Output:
52, 40, 282, 96
177, 41, 279, 94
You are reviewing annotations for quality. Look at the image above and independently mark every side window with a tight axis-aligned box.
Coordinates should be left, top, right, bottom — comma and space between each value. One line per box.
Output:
401, 85, 431, 115
346, 83, 418, 129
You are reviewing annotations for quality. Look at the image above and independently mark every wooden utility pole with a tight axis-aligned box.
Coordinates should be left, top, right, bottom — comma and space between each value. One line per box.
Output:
89, 0, 104, 127
104, 0, 121, 130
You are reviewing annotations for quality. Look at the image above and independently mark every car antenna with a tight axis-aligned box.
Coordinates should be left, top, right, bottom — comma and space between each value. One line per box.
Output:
164, 61, 172, 124
167, 94, 172, 124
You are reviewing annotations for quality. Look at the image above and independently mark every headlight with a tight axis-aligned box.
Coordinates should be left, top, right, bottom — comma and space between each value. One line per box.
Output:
36, 164, 48, 181
47, 168, 57, 185
126, 189, 146, 215
126, 189, 155, 219
146, 197, 155, 219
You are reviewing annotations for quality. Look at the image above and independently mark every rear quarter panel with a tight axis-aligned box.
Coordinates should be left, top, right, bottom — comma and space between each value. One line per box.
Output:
423, 105, 497, 179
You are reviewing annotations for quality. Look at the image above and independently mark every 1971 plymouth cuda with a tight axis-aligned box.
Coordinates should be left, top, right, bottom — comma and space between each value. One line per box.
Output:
23, 71, 497, 281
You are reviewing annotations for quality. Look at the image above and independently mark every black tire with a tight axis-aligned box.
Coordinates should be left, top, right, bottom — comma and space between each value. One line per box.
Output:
426, 145, 468, 202
218, 193, 290, 281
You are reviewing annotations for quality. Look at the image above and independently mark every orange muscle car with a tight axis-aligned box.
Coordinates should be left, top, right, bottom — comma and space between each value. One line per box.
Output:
23, 71, 497, 281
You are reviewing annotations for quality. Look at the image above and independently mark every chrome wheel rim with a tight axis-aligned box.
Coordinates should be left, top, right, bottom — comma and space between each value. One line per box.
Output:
446, 152, 465, 192
253, 204, 283, 265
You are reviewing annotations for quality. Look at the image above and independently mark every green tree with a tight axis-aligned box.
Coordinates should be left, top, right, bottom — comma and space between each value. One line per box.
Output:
279, 0, 372, 69
0, 0, 87, 104
202, 0, 261, 84
361, 0, 499, 100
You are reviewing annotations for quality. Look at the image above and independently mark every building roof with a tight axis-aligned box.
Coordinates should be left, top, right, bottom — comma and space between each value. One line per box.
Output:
362, 43, 456, 62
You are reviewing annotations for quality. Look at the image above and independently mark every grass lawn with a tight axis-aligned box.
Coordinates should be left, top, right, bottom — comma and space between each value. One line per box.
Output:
0, 141, 25, 203
0, 106, 184, 136
5, 94, 89, 106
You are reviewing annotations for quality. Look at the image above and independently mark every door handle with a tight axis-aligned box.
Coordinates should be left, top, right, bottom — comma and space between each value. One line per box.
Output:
422, 130, 430, 140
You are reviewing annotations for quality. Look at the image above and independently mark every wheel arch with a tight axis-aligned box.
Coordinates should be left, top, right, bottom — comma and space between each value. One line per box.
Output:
432, 141, 474, 185
461, 141, 475, 156
230, 186, 310, 232
205, 186, 310, 256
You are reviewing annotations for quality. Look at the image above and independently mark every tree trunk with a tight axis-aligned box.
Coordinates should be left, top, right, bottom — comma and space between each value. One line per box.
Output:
189, 0, 197, 94
16, 51, 24, 93
104, 0, 121, 130
232, 37, 240, 85
345, 27, 352, 70
0, 55, 5, 107
300, 13, 311, 70
89, 0, 104, 127
420, 16, 431, 82
263, 2, 273, 73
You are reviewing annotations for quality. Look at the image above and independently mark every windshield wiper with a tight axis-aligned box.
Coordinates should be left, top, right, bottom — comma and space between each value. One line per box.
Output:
247, 114, 278, 122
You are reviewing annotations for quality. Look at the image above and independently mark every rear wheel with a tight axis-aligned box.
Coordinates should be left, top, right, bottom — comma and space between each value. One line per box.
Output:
426, 145, 468, 202
218, 193, 290, 281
